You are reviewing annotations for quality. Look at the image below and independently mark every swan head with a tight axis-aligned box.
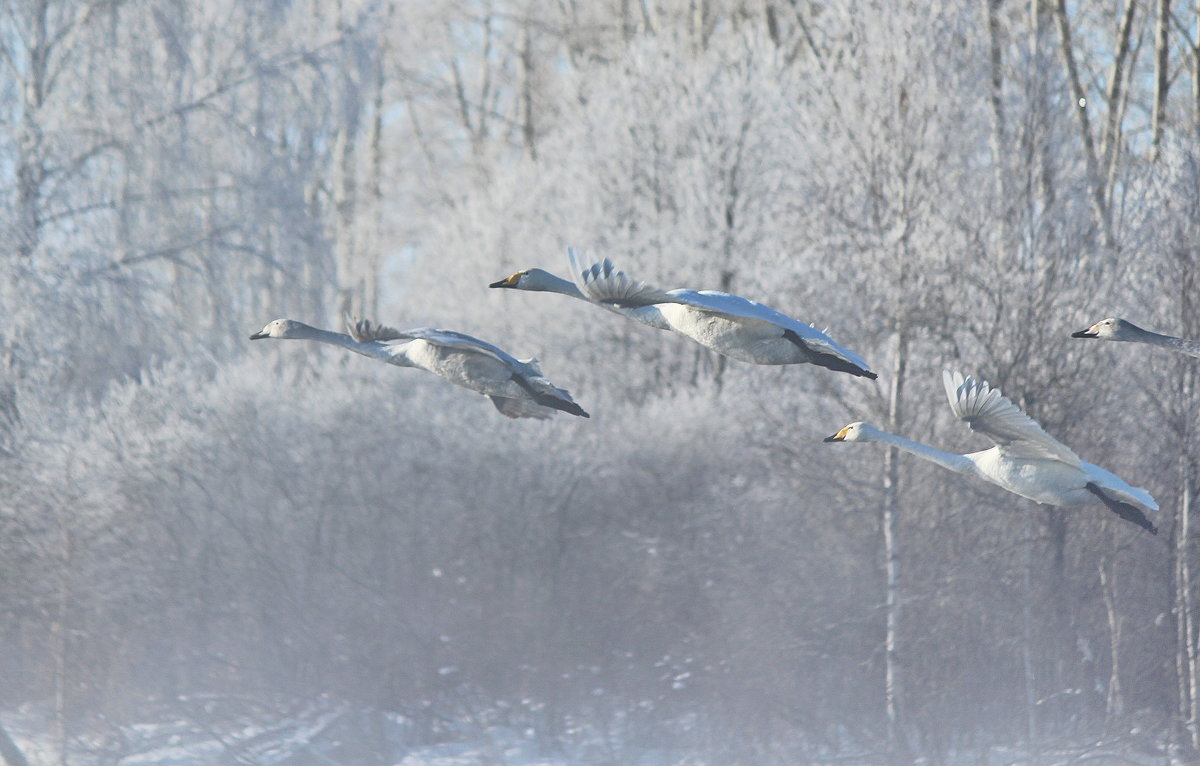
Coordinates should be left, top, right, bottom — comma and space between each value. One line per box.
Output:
1071, 317, 1142, 341
823, 422, 884, 443
250, 319, 310, 340
489, 268, 562, 292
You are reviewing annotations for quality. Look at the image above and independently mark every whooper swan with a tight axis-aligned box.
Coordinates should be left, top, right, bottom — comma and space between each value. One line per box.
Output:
1072, 317, 1200, 358
824, 371, 1158, 534
490, 248, 877, 379
250, 317, 588, 419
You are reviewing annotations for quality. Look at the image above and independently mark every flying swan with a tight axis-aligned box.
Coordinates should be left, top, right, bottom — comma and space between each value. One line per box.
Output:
824, 371, 1158, 534
490, 248, 877, 379
1072, 317, 1200, 358
250, 317, 589, 420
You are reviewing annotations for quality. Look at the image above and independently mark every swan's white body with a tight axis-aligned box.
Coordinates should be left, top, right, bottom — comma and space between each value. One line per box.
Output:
250, 318, 588, 420
490, 249, 876, 379
1072, 317, 1200, 358
825, 371, 1158, 533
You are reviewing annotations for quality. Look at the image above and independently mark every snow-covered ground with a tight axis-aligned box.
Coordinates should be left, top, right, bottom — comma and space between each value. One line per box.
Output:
2, 698, 700, 766
1, 697, 1175, 766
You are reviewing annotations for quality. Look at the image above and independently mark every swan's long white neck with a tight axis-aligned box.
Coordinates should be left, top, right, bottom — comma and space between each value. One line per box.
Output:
524, 270, 671, 329
1129, 324, 1200, 357
527, 271, 588, 299
868, 428, 977, 475
289, 323, 412, 365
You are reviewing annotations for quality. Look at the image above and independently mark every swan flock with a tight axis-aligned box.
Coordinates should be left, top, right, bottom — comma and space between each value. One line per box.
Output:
252, 249, 1164, 534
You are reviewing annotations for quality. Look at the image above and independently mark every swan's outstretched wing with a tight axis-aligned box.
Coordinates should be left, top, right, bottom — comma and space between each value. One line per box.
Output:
565, 249, 873, 374
348, 318, 515, 365
373, 326, 525, 367
566, 249, 678, 307
489, 396, 555, 420
346, 316, 409, 343
350, 317, 518, 365
381, 326, 589, 418
942, 371, 1082, 467
665, 288, 874, 373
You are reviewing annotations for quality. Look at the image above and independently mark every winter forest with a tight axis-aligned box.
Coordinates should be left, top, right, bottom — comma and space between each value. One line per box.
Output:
3, 0, 1200, 763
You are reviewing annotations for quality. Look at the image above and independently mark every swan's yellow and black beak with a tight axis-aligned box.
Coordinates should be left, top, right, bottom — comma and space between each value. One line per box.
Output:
1071, 328, 1097, 339
249, 330, 268, 340
489, 273, 521, 289
823, 426, 849, 443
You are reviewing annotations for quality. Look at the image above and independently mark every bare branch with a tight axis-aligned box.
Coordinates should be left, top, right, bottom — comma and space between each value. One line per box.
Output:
1152, 0, 1172, 153
1052, 0, 1112, 247
1099, 0, 1137, 181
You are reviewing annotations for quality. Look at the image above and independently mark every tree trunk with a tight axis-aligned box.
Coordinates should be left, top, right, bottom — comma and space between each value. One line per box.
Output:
1021, 513, 1038, 742
1178, 438, 1198, 750
365, 47, 384, 322
765, 1, 781, 45
638, 0, 656, 36
1177, 254, 1200, 750
52, 514, 73, 766
1099, 0, 1137, 192
1051, 0, 1112, 248
882, 327, 907, 761
713, 117, 749, 391
985, 0, 1006, 201
333, 124, 360, 323
1028, 0, 1056, 210
332, 2, 364, 323
712, 270, 734, 390
1151, 0, 1171, 155
520, 16, 537, 161
691, 0, 707, 51
1099, 560, 1123, 726
361, 2, 394, 322
16, 0, 51, 260
1194, 0, 1200, 129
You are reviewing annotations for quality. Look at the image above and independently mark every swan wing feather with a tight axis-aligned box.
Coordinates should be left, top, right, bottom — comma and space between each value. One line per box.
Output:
566, 249, 679, 307
393, 328, 586, 414
347, 318, 512, 361
346, 316, 409, 343
942, 370, 1082, 467
665, 288, 873, 371
376, 326, 523, 367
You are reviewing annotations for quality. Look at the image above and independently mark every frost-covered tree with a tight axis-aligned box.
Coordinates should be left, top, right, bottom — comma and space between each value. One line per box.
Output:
3, 0, 1200, 762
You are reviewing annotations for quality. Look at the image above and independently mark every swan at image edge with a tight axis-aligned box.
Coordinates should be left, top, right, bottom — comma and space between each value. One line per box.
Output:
1072, 317, 1200, 358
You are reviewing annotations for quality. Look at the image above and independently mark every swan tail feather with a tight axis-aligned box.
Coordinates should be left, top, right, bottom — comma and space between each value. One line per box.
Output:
509, 374, 590, 418
783, 330, 877, 379
1086, 483, 1158, 535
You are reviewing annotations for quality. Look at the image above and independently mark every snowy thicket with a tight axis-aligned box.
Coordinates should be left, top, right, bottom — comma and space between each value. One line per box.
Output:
1, 0, 1198, 763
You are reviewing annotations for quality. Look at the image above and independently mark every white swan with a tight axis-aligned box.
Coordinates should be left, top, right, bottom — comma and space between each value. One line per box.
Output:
1072, 317, 1200, 358
250, 317, 589, 420
824, 371, 1158, 534
490, 249, 877, 379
